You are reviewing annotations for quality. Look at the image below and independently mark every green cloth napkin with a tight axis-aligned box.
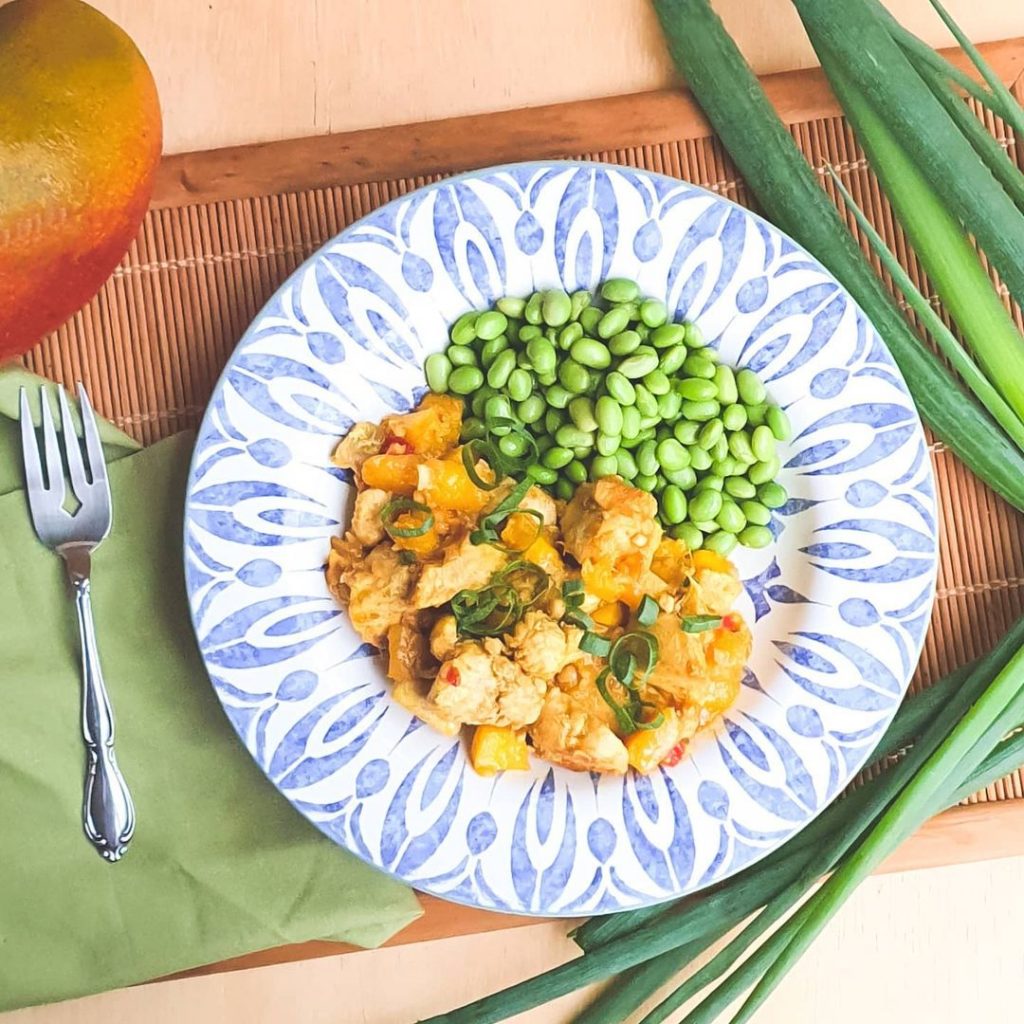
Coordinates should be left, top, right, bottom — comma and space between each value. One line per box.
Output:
0, 373, 421, 1011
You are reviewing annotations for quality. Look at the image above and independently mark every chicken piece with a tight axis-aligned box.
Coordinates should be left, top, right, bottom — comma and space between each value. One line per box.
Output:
528, 689, 628, 774
689, 566, 743, 617
561, 477, 662, 574
349, 488, 390, 546
411, 533, 506, 610
520, 485, 558, 526
555, 658, 620, 733
506, 611, 582, 679
429, 614, 459, 661
392, 674, 462, 737
332, 421, 385, 474
624, 708, 685, 773
326, 532, 365, 598
429, 638, 546, 729
387, 614, 437, 686
346, 544, 418, 647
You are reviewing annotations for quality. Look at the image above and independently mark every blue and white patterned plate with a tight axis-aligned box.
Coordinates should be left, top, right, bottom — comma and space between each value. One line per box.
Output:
184, 161, 938, 916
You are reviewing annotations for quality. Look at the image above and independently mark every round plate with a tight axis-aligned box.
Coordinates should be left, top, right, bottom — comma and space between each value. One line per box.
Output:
184, 161, 938, 915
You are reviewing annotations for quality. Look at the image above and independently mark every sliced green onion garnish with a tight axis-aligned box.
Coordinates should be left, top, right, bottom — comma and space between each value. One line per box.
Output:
609, 630, 660, 685
681, 614, 723, 634
580, 631, 612, 657
565, 609, 594, 630
500, 560, 551, 607
596, 667, 641, 734
398, 550, 417, 565
380, 498, 434, 539
636, 594, 660, 627
462, 440, 503, 490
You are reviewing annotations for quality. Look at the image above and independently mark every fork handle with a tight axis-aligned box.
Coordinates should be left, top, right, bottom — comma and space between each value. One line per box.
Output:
70, 566, 136, 862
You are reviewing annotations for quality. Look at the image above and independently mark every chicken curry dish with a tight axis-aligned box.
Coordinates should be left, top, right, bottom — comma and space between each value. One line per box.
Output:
327, 394, 751, 776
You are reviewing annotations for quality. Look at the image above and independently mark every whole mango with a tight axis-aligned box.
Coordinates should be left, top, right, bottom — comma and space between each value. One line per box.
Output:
0, 0, 161, 360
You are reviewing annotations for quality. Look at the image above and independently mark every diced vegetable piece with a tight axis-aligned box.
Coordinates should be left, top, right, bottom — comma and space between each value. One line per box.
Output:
593, 601, 626, 628
384, 393, 462, 456
470, 725, 530, 776
361, 453, 420, 494
625, 709, 682, 773
692, 548, 733, 574
651, 537, 692, 587
417, 456, 491, 512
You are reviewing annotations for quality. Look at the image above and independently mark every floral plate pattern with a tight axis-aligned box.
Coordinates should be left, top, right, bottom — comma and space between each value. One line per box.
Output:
184, 162, 938, 915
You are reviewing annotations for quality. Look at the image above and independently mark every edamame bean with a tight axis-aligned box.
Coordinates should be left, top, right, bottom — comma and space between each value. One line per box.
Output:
544, 408, 566, 435
767, 404, 792, 442
636, 323, 651, 342
643, 369, 671, 396
716, 500, 747, 534
605, 371, 636, 405
517, 349, 533, 371
682, 354, 716, 379
618, 347, 660, 379
640, 299, 668, 328
558, 322, 584, 351
524, 292, 544, 324
698, 419, 724, 450
591, 455, 619, 479
461, 416, 486, 441
739, 525, 773, 549
542, 446, 574, 469
526, 336, 557, 375
596, 432, 620, 456
737, 368, 767, 406
621, 405, 642, 439
616, 300, 640, 321
691, 518, 720, 534
480, 335, 509, 366
678, 378, 718, 401
758, 481, 787, 508
526, 463, 558, 485
746, 403, 767, 426
541, 385, 569, 411
681, 399, 720, 422
657, 390, 682, 421
636, 440, 660, 477
486, 348, 516, 388
450, 311, 478, 345
536, 372, 557, 388
597, 306, 631, 339
690, 489, 723, 521
571, 337, 613, 369
556, 424, 595, 449
673, 420, 700, 445
595, 396, 624, 436
634, 384, 659, 418
536, 434, 555, 455
653, 476, 668, 495
609, 330, 641, 356
672, 522, 704, 551
660, 485, 688, 524
713, 365, 738, 406
638, 414, 661, 431
704, 530, 738, 556
569, 396, 599, 432
555, 478, 574, 501
484, 393, 513, 423
664, 466, 697, 489
635, 473, 658, 492
711, 436, 730, 461
425, 352, 452, 392
688, 446, 713, 471
448, 345, 478, 367
751, 424, 776, 463
659, 345, 688, 375
517, 395, 545, 424
496, 296, 526, 318
712, 456, 739, 478
542, 289, 572, 327
449, 365, 484, 394
519, 324, 542, 343
696, 475, 724, 492
683, 321, 705, 349
722, 403, 748, 431
748, 455, 780, 486
475, 310, 508, 341
499, 432, 529, 459
650, 322, 686, 348
615, 448, 639, 480
728, 430, 755, 463
601, 278, 640, 303
558, 359, 591, 394
471, 386, 497, 417
573, 445, 591, 459
579, 306, 603, 334
656, 437, 690, 472
570, 289, 591, 320
740, 500, 771, 526
725, 476, 757, 500
565, 459, 588, 484
507, 368, 533, 402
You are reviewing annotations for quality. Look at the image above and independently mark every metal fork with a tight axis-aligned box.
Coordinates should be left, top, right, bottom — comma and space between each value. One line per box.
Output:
19, 384, 135, 862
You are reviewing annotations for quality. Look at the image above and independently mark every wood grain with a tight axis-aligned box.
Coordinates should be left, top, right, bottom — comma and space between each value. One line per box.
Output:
152, 36, 1024, 209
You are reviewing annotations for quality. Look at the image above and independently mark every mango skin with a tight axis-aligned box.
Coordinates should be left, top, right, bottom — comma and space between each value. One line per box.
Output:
0, 0, 162, 359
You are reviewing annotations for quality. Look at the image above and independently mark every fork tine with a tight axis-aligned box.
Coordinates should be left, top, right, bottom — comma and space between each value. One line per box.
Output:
77, 384, 108, 489
38, 388, 66, 506
57, 385, 89, 497
18, 388, 47, 498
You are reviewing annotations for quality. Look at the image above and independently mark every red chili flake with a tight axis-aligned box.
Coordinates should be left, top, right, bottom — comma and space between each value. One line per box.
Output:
381, 433, 414, 455
722, 613, 742, 632
661, 743, 686, 768
442, 665, 460, 686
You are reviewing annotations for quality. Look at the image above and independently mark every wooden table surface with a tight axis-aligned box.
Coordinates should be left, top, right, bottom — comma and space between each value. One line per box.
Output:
8, 1, 1024, 1021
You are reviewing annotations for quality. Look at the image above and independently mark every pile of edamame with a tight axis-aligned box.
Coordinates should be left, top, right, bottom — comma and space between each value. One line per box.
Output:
424, 279, 791, 555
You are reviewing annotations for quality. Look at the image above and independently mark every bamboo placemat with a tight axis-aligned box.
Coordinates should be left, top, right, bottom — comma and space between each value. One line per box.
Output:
18, 35, 1024, 970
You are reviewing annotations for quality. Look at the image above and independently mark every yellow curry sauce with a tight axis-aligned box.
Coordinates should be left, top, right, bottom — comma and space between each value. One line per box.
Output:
327, 395, 751, 776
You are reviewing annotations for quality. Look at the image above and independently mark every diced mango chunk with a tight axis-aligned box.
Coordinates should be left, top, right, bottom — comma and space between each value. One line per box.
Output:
470, 725, 530, 776
624, 709, 682, 773
593, 601, 625, 628
417, 456, 490, 513
361, 453, 420, 495
693, 549, 734, 575
652, 537, 693, 588
384, 394, 462, 457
